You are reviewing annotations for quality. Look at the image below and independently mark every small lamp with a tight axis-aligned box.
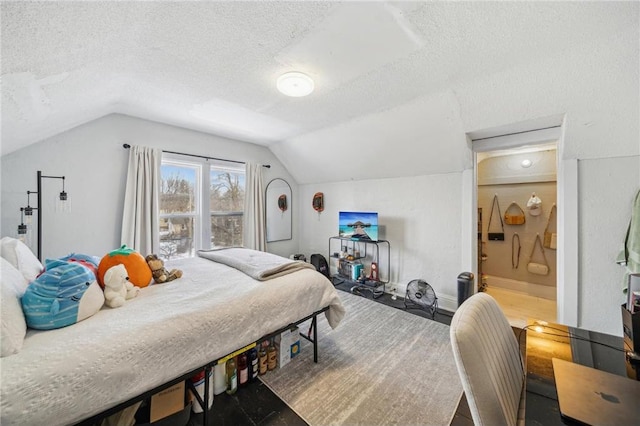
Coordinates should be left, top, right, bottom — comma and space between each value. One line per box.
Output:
59, 177, 67, 201
55, 177, 70, 213
17, 208, 27, 235
24, 191, 36, 224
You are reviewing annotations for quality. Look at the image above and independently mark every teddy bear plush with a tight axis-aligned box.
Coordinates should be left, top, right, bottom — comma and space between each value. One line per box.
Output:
103, 264, 140, 308
145, 254, 183, 284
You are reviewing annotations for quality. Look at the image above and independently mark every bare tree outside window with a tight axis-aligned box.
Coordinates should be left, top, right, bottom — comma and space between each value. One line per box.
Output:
210, 170, 245, 248
158, 161, 245, 260
161, 172, 195, 213
159, 165, 197, 260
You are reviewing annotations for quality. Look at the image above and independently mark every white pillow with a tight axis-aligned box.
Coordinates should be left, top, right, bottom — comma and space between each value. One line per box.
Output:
1, 257, 29, 357
1, 237, 43, 283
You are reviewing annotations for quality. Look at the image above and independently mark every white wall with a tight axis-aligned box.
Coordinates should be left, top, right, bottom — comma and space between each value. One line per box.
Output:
579, 156, 640, 333
457, 33, 639, 335
297, 172, 464, 311
0, 114, 299, 260
295, 153, 637, 334
289, 19, 639, 335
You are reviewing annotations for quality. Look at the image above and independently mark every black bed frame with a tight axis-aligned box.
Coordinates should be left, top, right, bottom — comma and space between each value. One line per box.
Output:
75, 307, 328, 426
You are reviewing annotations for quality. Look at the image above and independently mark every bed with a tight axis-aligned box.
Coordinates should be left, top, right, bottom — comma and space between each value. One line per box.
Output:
0, 246, 345, 426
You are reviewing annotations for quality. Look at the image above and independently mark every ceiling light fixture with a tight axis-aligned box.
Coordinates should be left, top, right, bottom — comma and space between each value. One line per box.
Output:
277, 72, 314, 97
521, 159, 532, 168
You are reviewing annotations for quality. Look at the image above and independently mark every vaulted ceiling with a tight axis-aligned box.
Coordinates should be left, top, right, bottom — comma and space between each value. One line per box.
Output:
2, 1, 637, 183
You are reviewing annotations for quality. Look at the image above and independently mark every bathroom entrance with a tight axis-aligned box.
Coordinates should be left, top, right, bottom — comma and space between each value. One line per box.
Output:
476, 143, 557, 327
467, 118, 567, 328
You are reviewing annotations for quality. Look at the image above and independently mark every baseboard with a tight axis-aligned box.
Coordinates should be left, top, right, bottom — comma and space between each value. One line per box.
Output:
436, 294, 457, 313
485, 275, 556, 300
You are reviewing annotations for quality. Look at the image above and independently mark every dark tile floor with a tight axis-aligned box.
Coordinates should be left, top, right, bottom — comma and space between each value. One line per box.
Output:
187, 380, 306, 426
189, 284, 471, 426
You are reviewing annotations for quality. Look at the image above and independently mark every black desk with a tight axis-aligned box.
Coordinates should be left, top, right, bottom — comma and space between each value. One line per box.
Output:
524, 321, 638, 425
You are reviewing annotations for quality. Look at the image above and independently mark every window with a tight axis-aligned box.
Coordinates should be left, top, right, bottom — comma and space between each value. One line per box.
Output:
159, 156, 245, 260
210, 167, 245, 249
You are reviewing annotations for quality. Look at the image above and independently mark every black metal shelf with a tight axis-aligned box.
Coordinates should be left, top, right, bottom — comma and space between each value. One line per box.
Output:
331, 275, 384, 288
329, 236, 390, 299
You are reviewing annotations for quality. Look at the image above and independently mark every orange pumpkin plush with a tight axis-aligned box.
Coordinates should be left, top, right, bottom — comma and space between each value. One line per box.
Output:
97, 245, 152, 288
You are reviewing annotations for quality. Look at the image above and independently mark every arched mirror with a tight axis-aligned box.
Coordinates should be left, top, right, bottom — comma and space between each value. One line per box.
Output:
265, 178, 292, 242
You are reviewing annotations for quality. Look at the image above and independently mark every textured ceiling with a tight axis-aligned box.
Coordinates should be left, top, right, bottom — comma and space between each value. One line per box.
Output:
1, 1, 638, 182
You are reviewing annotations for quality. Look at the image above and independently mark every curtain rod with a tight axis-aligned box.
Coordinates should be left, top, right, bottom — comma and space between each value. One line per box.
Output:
122, 144, 270, 168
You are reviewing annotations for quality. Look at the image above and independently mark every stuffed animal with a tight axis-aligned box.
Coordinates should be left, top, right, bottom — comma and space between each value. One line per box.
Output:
21, 259, 105, 330
59, 253, 101, 277
145, 254, 183, 284
97, 245, 152, 288
103, 264, 140, 308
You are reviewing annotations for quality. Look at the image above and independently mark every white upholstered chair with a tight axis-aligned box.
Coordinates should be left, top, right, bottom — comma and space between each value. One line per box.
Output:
450, 292, 526, 426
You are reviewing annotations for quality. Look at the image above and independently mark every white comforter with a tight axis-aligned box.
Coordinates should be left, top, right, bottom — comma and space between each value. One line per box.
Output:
0, 256, 345, 426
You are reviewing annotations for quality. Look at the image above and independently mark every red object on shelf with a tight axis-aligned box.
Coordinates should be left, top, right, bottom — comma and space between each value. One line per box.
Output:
369, 262, 378, 281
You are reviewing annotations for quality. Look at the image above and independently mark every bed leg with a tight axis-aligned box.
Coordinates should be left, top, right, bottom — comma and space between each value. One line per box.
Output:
312, 315, 318, 363
203, 365, 212, 426
302, 314, 320, 363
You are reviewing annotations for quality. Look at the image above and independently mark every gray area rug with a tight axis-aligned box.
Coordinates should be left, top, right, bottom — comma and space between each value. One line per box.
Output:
260, 291, 463, 426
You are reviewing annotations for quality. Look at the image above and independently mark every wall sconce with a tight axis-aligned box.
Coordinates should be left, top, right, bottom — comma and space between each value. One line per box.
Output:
17, 171, 69, 261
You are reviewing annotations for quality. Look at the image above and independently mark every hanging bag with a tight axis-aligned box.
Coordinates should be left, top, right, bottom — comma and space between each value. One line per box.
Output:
487, 195, 505, 241
527, 234, 549, 275
527, 193, 543, 216
543, 204, 557, 249
512, 233, 521, 269
504, 202, 526, 225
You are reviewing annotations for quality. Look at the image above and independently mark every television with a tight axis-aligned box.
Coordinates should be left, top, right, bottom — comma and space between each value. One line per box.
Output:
338, 211, 378, 241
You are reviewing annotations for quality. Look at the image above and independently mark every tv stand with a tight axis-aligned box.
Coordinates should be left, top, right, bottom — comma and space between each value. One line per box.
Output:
328, 236, 390, 299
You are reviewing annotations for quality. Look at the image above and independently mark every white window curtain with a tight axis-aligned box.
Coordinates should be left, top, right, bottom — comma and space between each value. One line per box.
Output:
121, 145, 161, 255
243, 162, 266, 251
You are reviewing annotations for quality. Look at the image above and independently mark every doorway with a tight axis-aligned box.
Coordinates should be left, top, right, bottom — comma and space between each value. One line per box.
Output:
476, 143, 558, 328
465, 117, 573, 328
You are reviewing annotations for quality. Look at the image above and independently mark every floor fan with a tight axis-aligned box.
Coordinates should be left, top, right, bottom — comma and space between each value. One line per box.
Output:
404, 279, 438, 319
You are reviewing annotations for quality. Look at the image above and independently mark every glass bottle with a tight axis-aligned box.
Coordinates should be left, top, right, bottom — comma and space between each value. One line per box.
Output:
238, 353, 248, 387
225, 357, 237, 395
249, 348, 259, 381
267, 339, 277, 371
258, 345, 268, 375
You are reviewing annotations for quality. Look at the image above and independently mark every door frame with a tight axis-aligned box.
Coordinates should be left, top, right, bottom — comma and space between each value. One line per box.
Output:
462, 117, 578, 326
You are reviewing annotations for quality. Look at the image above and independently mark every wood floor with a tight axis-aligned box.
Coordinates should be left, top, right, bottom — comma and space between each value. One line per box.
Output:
484, 286, 557, 329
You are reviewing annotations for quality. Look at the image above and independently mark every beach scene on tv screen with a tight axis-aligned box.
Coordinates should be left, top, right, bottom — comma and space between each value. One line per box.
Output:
339, 211, 378, 241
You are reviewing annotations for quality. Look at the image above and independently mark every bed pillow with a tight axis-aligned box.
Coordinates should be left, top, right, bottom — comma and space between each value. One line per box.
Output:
1, 237, 43, 282
1, 257, 29, 357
